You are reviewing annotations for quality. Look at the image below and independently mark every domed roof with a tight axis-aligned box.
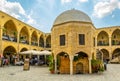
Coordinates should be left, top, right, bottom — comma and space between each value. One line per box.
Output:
53, 9, 92, 25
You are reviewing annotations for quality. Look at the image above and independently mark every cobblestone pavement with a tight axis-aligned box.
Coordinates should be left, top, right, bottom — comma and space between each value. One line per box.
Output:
0, 64, 120, 81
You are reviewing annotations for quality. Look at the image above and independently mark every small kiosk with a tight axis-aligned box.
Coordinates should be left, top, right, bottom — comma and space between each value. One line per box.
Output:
23, 58, 30, 70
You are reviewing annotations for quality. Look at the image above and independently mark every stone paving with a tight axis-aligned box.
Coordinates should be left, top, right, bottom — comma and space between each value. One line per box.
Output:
0, 64, 120, 81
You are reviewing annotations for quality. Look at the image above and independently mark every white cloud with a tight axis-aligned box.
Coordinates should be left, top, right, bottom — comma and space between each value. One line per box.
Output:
26, 11, 37, 26
0, 0, 37, 27
78, 0, 88, 3
93, 0, 120, 18
61, 0, 72, 4
0, 0, 25, 18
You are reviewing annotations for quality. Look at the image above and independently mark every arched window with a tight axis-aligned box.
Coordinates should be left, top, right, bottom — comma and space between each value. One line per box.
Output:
97, 31, 109, 46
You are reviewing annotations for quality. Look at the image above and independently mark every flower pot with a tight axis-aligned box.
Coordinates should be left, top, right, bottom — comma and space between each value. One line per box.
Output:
50, 70, 54, 74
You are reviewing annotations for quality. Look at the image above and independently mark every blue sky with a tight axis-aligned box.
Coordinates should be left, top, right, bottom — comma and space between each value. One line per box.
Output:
0, 0, 120, 33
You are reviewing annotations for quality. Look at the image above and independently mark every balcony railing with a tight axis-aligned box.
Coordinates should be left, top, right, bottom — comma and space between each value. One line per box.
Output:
39, 44, 44, 48
112, 40, 120, 45
2, 35, 17, 42
97, 41, 109, 46
31, 42, 38, 46
20, 40, 29, 44
46, 44, 51, 48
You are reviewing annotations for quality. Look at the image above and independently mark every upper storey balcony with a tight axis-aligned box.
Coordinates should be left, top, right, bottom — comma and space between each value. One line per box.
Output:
2, 20, 17, 42
1, 20, 51, 49
97, 31, 109, 46
97, 29, 120, 47
111, 29, 120, 46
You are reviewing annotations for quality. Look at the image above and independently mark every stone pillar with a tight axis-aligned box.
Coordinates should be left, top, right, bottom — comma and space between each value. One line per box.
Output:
100, 51, 104, 62
95, 36, 97, 47
109, 50, 112, 60
109, 36, 112, 61
44, 34, 46, 49
88, 58, 92, 74
0, 25, 3, 55
17, 31, 20, 54
109, 36, 111, 47
70, 55, 73, 75
29, 35, 31, 45
54, 55, 57, 74
37, 38, 39, 47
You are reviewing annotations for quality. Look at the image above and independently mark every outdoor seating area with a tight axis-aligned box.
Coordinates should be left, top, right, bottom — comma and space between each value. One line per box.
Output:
0, 50, 51, 67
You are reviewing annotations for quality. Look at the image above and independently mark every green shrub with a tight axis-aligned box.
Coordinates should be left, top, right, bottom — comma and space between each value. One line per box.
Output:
48, 55, 54, 71
91, 59, 104, 73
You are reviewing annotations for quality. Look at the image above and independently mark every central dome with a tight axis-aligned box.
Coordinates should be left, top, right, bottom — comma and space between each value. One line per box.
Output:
53, 9, 92, 25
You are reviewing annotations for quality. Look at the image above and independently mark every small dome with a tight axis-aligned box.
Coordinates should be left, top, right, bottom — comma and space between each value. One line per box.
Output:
53, 9, 92, 25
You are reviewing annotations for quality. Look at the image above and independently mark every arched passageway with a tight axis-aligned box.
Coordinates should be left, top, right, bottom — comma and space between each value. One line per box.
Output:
76, 62, 83, 74
112, 48, 120, 59
101, 49, 109, 62
57, 52, 70, 74
3, 46, 17, 65
74, 52, 89, 74
19, 48, 28, 60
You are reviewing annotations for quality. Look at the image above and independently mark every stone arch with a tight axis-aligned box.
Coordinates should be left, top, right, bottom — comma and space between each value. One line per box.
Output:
112, 48, 120, 59
3, 46, 17, 56
97, 31, 109, 46
3, 20, 17, 42
111, 29, 120, 45
20, 48, 28, 52
57, 52, 70, 74
19, 48, 28, 60
19, 26, 29, 44
39, 34, 44, 47
74, 51, 89, 74
46, 35, 51, 48
101, 49, 109, 62
3, 46, 17, 64
31, 31, 38, 46
74, 51, 88, 57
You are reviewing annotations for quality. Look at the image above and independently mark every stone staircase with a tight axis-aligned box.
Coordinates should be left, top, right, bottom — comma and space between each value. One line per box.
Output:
110, 56, 120, 64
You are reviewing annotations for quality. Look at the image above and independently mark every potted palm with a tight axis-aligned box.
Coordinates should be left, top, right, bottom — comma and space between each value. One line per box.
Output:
48, 55, 54, 74
91, 59, 104, 73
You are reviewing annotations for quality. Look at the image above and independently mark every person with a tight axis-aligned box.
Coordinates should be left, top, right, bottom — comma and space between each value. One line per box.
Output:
0, 55, 2, 67
5, 58, 9, 66
2, 56, 6, 66
104, 61, 107, 70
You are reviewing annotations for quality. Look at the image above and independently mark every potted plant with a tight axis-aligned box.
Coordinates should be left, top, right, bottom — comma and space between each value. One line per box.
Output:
48, 55, 54, 74
13, 31, 17, 37
91, 59, 104, 73
2, 27, 7, 36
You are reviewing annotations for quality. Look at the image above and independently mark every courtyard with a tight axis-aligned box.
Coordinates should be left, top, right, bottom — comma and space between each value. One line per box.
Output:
0, 64, 120, 81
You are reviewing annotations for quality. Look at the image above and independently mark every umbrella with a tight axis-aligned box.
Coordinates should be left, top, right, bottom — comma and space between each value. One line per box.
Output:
19, 50, 40, 55
38, 50, 52, 65
39, 50, 51, 55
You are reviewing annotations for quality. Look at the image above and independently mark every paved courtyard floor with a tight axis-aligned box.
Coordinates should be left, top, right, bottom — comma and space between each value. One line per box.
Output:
0, 64, 120, 81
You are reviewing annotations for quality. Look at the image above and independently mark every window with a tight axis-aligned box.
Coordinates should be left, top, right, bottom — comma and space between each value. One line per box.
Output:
79, 34, 85, 45
60, 35, 65, 46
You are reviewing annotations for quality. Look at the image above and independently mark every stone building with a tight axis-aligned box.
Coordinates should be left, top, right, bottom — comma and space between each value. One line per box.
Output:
0, 9, 120, 75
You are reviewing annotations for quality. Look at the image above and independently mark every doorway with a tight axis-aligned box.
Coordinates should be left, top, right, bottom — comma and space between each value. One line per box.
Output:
76, 63, 83, 74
